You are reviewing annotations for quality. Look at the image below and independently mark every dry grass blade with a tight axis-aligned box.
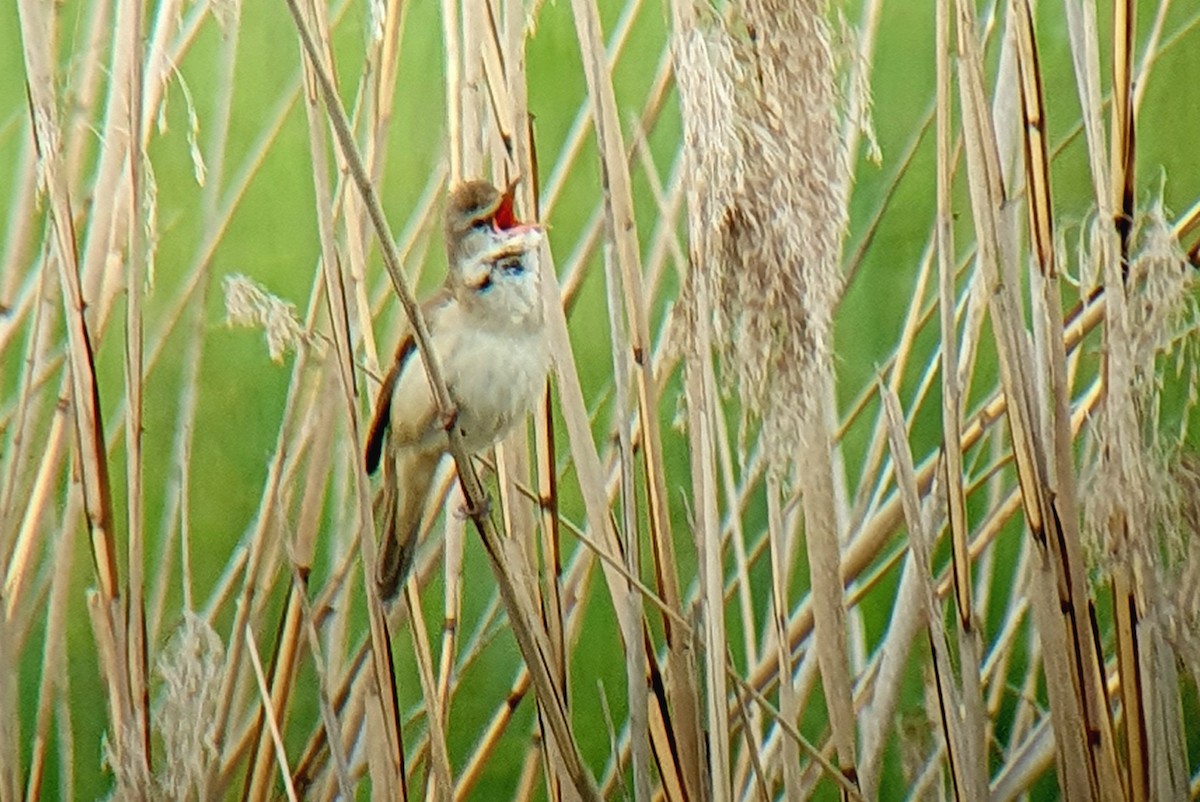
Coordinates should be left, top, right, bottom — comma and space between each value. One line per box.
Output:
936, 0, 970, 630
881, 385, 985, 800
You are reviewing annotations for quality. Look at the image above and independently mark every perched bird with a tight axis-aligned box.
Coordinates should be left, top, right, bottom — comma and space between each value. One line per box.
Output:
364, 180, 550, 600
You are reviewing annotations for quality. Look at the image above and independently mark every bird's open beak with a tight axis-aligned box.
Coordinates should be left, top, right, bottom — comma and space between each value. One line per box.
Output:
457, 180, 545, 291
491, 180, 545, 239
493, 181, 521, 231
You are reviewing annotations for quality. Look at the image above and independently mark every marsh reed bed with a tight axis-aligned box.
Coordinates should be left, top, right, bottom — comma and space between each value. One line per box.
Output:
3, 0, 1200, 798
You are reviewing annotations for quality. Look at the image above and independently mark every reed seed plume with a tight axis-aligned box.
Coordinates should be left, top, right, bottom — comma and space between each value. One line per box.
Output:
152, 615, 224, 800
674, 0, 851, 466
1082, 206, 1199, 577
1165, 455, 1200, 679
222, 273, 311, 362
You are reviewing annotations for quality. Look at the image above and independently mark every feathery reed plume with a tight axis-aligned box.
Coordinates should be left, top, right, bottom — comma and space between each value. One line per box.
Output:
1165, 455, 1200, 684
673, 0, 863, 787
151, 615, 224, 800
673, 0, 848, 461
1083, 207, 1198, 577
1081, 206, 1199, 798
223, 274, 312, 362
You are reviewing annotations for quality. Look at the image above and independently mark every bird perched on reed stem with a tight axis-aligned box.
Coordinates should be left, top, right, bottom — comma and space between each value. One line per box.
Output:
364, 180, 549, 600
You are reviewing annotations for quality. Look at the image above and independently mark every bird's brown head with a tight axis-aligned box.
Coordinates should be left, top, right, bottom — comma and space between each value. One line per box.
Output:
445, 180, 523, 264
443, 178, 544, 327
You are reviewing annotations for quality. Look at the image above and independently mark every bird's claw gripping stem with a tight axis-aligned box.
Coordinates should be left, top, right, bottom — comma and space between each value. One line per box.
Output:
456, 492, 492, 522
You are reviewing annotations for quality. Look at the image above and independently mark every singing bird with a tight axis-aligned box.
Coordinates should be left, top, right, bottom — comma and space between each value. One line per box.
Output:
365, 180, 550, 600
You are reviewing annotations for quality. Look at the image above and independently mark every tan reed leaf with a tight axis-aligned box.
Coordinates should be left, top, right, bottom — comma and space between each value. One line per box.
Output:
936, 0, 971, 633
882, 384, 986, 801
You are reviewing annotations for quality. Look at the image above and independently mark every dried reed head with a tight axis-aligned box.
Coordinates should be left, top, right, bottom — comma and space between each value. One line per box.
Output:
223, 273, 311, 362
1163, 455, 1200, 679
1082, 207, 1199, 579
102, 616, 223, 800
674, 0, 854, 469
153, 615, 224, 799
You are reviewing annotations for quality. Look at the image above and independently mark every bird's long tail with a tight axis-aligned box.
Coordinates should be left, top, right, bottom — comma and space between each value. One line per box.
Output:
376, 449, 441, 600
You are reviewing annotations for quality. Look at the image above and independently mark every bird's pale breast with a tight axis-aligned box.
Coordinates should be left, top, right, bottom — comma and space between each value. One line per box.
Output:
443, 321, 549, 453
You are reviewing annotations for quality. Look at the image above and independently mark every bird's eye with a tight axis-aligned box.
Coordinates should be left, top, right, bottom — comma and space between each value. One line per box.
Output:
496, 256, 525, 275
470, 217, 492, 233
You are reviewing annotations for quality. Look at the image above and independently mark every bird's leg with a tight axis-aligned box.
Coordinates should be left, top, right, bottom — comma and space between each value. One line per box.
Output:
440, 404, 460, 435
454, 491, 492, 522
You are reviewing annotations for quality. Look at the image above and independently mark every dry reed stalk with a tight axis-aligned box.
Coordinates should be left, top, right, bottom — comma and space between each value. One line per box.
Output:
745, 290, 1106, 697
953, 4, 1123, 798
577, 4, 708, 798
403, 580, 454, 799
15, 0, 141, 790
485, 7, 579, 795
244, 625, 299, 801
936, 0, 970, 633
22, 501, 78, 801
241, 389, 338, 801
285, 2, 414, 795
601, 197, 654, 802
232, 0, 381, 792
570, 0, 702, 797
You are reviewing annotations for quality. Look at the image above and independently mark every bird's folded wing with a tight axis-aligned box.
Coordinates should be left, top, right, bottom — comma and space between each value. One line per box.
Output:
364, 333, 414, 474
364, 289, 453, 474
